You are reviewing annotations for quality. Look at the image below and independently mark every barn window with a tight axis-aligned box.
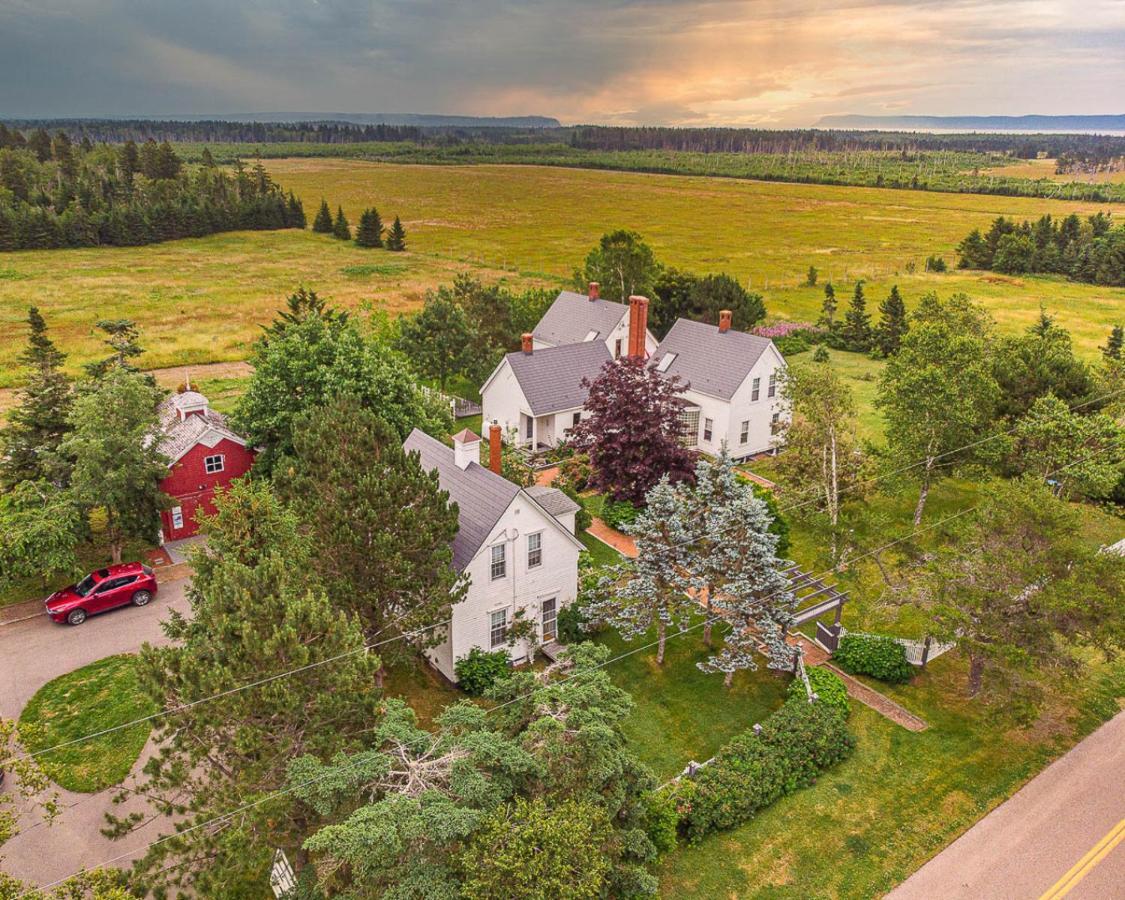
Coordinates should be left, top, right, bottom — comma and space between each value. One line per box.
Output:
204, 454, 225, 474
171, 507, 184, 530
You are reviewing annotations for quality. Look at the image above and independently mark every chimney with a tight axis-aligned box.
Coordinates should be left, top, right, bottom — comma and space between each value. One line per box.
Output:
719, 309, 732, 333
489, 423, 502, 475
628, 295, 649, 358
588, 281, 600, 301
452, 429, 481, 470
521, 333, 533, 354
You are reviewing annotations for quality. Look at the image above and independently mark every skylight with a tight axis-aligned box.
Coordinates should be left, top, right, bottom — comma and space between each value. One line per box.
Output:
583, 330, 600, 341
656, 353, 676, 372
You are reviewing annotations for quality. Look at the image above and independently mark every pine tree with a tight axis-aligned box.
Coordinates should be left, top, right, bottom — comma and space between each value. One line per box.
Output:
818, 282, 837, 328
83, 319, 146, 379
873, 284, 909, 357
385, 215, 407, 251
1101, 324, 1123, 361
839, 281, 873, 352
332, 205, 350, 240
312, 199, 333, 233
0, 308, 73, 488
119, 139, 139, 181
354, 207, 384, 248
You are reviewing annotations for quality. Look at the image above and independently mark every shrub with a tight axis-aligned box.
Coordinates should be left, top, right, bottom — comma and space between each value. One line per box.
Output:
602, 498, 639, 531
642, 787, 681, 853
788, 666, 850, 715
677, 694, 854, 841
454, 647, 512, 696
925, 255, 948, 272
557, 452, 592, 492
833, 633, 914, 684
749, 483, 790, 557
558, 481, 591, 531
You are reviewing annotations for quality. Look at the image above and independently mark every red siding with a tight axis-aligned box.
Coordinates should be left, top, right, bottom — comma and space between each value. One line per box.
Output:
159, 437, 255, 541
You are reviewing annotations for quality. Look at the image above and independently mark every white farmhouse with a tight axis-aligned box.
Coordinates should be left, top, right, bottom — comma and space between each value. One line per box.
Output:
650, 311, 788, 458
533, 283, 658, 358
403, 425, 583, 683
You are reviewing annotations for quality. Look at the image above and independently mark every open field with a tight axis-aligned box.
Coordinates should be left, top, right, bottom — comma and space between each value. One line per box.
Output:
979, 158, 1125, 185
2, 159, 1124, 385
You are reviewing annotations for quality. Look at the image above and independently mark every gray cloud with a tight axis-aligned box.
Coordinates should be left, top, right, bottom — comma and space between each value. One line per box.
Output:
0, 0, 1121, 124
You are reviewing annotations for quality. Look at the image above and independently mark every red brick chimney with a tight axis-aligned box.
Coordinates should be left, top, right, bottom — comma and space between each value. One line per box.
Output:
489, 423, 502, 475
628, 295, 649, 358
588, 281, 600, 301
719, 309, 732, 333
521, 333, 533, 354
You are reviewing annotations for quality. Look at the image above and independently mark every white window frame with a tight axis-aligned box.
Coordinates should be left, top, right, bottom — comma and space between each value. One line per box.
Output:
703, 417, 713, 443
656, 352, 676, 373
171, 506, 184, 530
527, 532, 543, 569
490, 544, 506, 580
751, 377, 761, 401
740, 420, 750, 444
768, 373, 777, 399
489, 609, 508, 649
541, 598, 558, 642
204, 454, 225, 474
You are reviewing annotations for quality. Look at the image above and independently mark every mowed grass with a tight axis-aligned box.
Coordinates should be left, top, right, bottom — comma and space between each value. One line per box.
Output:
266, 158, 1125, 355
18, 654, 157, 793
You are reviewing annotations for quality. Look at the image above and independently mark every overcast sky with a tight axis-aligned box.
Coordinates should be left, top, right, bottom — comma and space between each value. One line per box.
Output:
1, 0, 1122, 126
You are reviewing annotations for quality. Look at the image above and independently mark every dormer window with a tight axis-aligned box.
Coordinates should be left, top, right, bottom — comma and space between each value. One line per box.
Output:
656, 353, 676, 373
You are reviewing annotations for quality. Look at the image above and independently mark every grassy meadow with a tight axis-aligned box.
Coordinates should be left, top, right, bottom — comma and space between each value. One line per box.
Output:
1, 158, 1123, 388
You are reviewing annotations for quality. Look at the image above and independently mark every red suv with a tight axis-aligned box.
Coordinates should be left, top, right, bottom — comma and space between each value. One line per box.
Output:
45, 563, 158, 626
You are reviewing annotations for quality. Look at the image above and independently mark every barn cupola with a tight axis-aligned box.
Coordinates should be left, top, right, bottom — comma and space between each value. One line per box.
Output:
172, 390, 210, 421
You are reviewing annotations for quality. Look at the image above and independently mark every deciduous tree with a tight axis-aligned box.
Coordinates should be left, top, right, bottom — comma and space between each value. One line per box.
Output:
569, 356, 696, 503
0, 481, 84, 586
396, 290, 474, 390
574, 230, 660, 303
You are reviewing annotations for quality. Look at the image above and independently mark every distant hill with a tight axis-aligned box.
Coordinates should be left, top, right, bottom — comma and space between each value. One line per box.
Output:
816, 114, 1125, 134
161, 112, 562, 129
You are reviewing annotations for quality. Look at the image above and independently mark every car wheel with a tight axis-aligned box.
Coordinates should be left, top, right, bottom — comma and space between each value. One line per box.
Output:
66, 608, 87, 626
132, 590, 152, 607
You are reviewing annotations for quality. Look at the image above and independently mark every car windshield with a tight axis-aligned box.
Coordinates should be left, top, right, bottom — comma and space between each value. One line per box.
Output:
74, 574, 97, 597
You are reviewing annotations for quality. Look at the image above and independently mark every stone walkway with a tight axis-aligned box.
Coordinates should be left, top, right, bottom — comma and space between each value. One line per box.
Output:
585, 518, 637, 557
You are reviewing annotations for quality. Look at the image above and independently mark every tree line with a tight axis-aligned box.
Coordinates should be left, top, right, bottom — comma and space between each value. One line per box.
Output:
0, 134, 304, 250
956, 212, 1125, 286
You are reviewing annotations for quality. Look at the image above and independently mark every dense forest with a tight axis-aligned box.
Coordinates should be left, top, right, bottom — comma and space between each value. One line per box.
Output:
956, 213, 1125, 286
0, 131, 304, 250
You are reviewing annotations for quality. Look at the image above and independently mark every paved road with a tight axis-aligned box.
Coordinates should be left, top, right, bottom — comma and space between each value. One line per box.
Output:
0, 578, 189, 888
889, 709, 1125, 900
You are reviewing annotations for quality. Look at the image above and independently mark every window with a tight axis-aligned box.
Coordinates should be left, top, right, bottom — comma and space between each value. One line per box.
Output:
656, 352, 676, 373
572, 412, 581, 429
527, 532, 543, 568
768, 373, 777, 398
204, 454, 225, 474
740, 420, 750, 444
678, 408, 700, 448
771, 412, 780, 431
751, 377, 761, 401
614, 338, 622, 359
525, 417, 533, 441
703, 418, 713, 443
489, 609, 508, 649
490, 544, 506, 580
584, 329, 600, 342
171, 506, 184, 530
541, 598, 558, 642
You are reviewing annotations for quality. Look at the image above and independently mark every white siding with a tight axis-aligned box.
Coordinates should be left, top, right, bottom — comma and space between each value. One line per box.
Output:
428, 492, 581, 683
480, 359, 531, 444
535, 309, 657, 359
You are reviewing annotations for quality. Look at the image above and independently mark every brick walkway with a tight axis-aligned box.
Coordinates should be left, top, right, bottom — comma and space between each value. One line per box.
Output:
740, 469, 780, 492
535, 465, 560, 487
585, 518, 637, 557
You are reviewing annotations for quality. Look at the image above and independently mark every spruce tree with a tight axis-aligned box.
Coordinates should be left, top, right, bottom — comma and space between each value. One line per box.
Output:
84, 318, 147, 379
312, 199, 333, 233
385, 215, 407, 251
0, 307, 73, 488
119, 139, 139, 181
332, 205, 350, 240
818, 281, 837, 328
874, 284, 909, 357
200, 147, 215, 167
839, 281, 873, 352
1101, 324, 1124, 361
354, 207, 384, 248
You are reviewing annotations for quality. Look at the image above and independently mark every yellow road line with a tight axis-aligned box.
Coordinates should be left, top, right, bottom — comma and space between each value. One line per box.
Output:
1040, 818, 1125, 900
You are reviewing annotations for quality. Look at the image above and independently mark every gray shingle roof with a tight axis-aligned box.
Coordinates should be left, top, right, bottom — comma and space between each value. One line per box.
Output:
533, 290, 629, 347
156, 394, 246, 463
403, 428, 520, 571
525, 486, 580, 518
650, 318, 775, 400
506, 342, 612, 416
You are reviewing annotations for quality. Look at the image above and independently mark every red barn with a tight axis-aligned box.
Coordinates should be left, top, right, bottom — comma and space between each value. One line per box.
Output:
156, 389, 255, 542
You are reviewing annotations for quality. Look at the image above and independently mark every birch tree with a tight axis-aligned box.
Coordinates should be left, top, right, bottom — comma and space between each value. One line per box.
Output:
876, 293, 1001, 524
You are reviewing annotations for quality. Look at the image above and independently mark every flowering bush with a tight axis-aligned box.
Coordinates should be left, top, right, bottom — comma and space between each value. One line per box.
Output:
751, 321, 823, 339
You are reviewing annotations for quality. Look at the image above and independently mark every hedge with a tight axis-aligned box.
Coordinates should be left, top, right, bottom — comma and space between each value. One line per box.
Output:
788, 667, 850, 716
601, 499, 639, 531
454, 648, 512, 696
674, 693, 855, 842
833, 633, 914, 684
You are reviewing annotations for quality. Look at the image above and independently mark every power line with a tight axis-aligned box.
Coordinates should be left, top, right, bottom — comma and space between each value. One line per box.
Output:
26, 444, 1121, 897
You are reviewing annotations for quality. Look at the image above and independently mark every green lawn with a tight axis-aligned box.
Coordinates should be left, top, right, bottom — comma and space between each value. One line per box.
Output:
18, 654, 158, 793
578, 529, 623, 568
